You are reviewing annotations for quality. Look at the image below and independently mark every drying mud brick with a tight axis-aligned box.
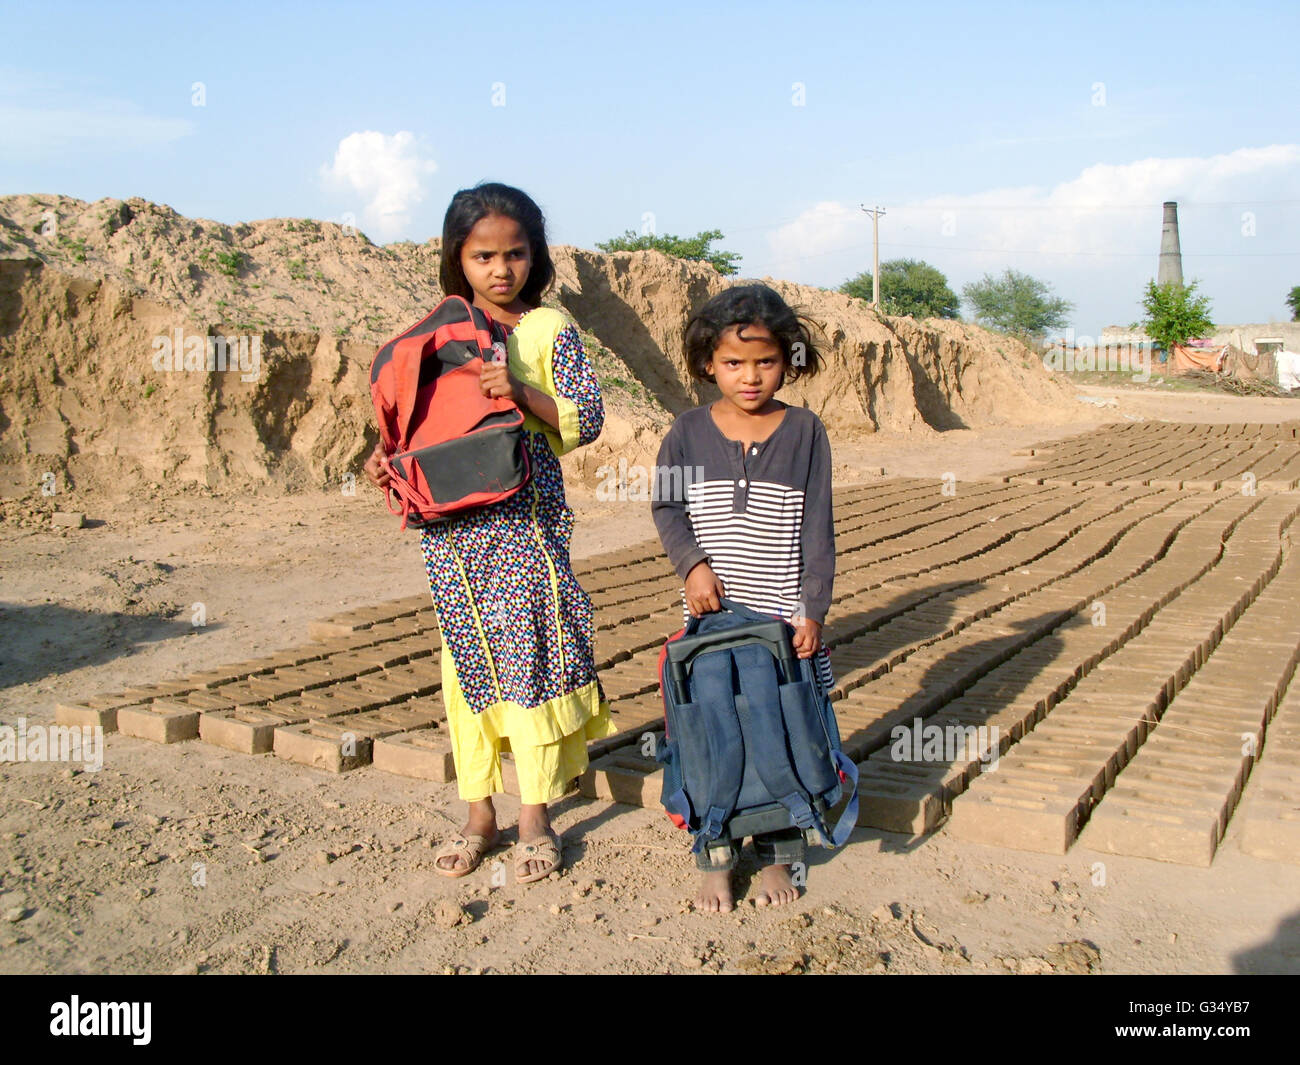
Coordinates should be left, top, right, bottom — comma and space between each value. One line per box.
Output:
116, 700, 201, 744
1080, 794, 1221, 867
342, 703, 441, 738
200, 704, 312, 754
273, 721, 376, 773
54, 698, 142, 733
299, 683, 394, 717
372, 728, 456, 782
1238, 800, 1300, 863
579, 745, 663, 808
49, 417, 1300, 875
854, 760, 956, 835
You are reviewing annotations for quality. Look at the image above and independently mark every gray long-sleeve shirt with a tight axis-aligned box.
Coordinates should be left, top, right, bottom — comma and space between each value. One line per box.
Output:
650, 403, 835, 624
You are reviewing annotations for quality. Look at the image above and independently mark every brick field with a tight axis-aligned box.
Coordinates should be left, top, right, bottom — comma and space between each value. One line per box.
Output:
57, 420, 1300, 869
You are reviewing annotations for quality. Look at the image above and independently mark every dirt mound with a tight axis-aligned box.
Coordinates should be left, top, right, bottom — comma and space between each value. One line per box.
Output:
0, 194, 1086, 502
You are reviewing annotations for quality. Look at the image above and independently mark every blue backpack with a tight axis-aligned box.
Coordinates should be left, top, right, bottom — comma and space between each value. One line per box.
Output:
656, 598, 859, 854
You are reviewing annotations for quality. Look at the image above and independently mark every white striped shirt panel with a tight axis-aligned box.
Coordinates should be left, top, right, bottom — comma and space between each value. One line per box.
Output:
676, 476, 834, 694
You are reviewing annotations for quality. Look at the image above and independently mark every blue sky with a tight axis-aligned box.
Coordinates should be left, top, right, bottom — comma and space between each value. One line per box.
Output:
2, 0, 1297, 337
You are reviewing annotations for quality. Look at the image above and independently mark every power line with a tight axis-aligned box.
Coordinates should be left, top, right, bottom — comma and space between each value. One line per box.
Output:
712, 197, 1300, 237
745, 239, 1300, 273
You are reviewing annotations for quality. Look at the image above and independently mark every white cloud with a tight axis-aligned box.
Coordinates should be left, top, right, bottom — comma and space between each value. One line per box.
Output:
320, 130, 437, 240
766, 200, 870, 276
768, 144, 1300, 267
760, 145, 1300, 329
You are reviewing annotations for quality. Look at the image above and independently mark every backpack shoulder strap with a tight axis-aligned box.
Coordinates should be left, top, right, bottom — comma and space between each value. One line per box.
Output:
731, 642, 820, 832
685, 650, 746, 853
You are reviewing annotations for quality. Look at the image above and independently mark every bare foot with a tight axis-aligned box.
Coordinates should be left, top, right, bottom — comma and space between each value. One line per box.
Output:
516, 802, 557, 881
436, 799, 498, 875
696, 871, 734, 913
754, 864, 800, 907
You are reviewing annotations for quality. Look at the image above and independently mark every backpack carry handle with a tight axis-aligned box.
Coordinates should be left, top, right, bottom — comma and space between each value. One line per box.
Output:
714, 597, 803, 685
671, 599, 801, 700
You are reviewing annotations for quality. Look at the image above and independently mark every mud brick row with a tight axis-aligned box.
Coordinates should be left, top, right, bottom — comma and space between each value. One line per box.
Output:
344, 642, 420, 670
598, 653, 663, 702
54, 692, 149, 732
832, 487, 1061, 579
825, 489, 1130, 658
1237, 679, 1300, 864
381, 660, 442, 696
589, 577, 680, 615
1002, 423, 1300, 490
363, 634, 437, 660
600, 612, 681, 654
344, 700, 442, 734
907, 494, 1246, 838
573, 541, 666, 576
1027, 435, 1168, 485
855, 749, 969, 834
1082, 543, 1300, 865
367, 616, 428, 639
118, 679, 201, 702
1009, 448, 1147, 487
836, 482, 1016, 552
306, 597, 428, 640
583, 560, 676, 592
243, 672, 314, 700
947, 494, 1299, 854
297, 680, 400, 717
271, 700, 445, 773
838, 491, 1224, 772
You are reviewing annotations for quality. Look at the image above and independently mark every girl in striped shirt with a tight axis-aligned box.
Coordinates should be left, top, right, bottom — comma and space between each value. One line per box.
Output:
651, 284, 836, 913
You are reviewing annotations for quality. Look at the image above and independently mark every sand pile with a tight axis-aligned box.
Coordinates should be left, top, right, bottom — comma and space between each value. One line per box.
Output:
0, 194, 1086, 502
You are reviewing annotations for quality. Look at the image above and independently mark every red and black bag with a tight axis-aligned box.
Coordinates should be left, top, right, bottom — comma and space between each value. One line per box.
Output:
370, 295, 531, 529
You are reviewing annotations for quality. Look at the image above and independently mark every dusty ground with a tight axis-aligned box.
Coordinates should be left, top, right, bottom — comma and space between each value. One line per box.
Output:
1, 390, 1298, 975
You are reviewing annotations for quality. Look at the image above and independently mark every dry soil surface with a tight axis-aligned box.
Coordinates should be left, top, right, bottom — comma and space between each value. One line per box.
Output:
1, 393, 1297, 975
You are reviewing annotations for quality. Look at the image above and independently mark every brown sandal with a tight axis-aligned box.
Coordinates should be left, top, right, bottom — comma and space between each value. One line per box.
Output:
434, 831, 498, 878
515, 830, 563, 884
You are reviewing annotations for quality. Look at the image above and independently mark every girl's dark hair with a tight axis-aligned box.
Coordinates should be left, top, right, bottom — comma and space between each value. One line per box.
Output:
439, 182, 555, 308
684, 284, 824, 383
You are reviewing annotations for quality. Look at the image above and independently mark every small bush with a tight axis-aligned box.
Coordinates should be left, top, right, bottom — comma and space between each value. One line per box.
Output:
214, 250, 245, 277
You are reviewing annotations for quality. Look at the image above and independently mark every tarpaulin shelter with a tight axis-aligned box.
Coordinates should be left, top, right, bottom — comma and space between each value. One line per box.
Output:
1169, 343, 1280, 386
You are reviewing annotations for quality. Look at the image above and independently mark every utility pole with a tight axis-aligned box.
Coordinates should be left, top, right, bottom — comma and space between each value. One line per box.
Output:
860, 204, 886, 309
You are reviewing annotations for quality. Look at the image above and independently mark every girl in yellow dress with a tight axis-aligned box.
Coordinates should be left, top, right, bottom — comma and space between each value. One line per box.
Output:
364, 183, 612, 883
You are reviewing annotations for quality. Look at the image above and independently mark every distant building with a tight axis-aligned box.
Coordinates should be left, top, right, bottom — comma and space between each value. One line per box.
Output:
1099, 322, 1300, 358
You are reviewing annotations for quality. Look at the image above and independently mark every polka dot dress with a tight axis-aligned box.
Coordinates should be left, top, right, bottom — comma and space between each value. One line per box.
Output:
419, 319, 606, 716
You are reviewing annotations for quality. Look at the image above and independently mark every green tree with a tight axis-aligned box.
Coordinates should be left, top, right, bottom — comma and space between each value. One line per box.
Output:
596, 228, 740, 275
840, 258, 959, 318
961, 268, 1073, 340
1140, 279, 1214, 351
1286, 285, 1300, 321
